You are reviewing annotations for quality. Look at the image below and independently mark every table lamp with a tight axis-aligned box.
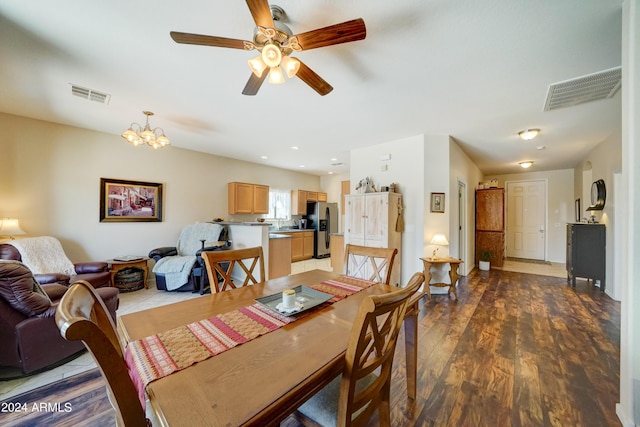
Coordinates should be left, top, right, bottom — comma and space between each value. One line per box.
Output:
430, 233, 449, 260
0, 218, 26, 240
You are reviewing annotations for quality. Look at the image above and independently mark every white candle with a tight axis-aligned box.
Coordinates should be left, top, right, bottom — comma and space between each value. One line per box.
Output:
282, 289, 296, 309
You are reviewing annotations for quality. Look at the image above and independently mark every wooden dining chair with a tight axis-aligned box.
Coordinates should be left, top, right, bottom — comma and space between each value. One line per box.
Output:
55, 280, 152, 427
343, 244, 398, 285
201, 246, 265, 293
295, 272, 425, 427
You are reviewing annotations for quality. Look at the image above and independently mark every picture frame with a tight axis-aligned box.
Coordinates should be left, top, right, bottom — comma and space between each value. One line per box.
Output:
100, 178, 163, 222
575, 198, 581, 223
430, 192, 445, 213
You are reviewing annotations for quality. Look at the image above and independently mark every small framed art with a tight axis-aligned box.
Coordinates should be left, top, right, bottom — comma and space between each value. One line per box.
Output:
430, 192, 445, 213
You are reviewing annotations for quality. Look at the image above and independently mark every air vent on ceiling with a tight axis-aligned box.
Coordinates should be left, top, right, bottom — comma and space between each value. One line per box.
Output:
543, 66, 621, 112
70, 84, 111, 104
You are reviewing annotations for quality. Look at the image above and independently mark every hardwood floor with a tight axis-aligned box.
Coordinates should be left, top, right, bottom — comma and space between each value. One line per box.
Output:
286, 268, 620, 427
393, 268, 620, 426
2, 267, 620, 427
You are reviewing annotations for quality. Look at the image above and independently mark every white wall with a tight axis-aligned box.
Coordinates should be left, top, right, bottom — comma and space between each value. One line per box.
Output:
485, 169, 574, 263
619, 1, 640, 425
350, 135, 427, 285
574, 132, 622, 300
0, 113, 319, 263
450, 138, 484, 274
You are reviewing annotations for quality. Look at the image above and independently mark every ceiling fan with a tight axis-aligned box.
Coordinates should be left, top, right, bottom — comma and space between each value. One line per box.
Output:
170, 0, 366, 96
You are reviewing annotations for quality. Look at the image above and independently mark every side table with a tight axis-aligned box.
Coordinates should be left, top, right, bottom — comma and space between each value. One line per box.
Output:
420, 257, 463, 299
106, 257, 150, 289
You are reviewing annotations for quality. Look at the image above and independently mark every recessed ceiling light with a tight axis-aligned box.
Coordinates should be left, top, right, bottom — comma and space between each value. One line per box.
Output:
518, 129, 540, 140
519, 161, 534, 168
330, 157, 338, 162
536, 145, 546, 150
260, 155, 268, 159
328, 171, 334, 175
291, 146, 299, 150
299, 165, 305, 168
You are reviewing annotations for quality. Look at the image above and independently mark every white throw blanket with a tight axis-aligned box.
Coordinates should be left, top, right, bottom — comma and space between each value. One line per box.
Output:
153, 223, 223, 291
8, 236, 76, 276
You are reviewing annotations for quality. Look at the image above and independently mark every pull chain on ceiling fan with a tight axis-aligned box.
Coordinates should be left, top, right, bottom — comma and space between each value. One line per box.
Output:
170, 0, 366, 96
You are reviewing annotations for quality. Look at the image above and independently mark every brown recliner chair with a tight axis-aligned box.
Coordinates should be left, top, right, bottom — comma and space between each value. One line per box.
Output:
0, 237, 111, 288
0, 260, 119, 378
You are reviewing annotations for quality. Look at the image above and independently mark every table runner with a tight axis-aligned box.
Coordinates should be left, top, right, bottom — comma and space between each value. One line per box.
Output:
124, 275, 376, 408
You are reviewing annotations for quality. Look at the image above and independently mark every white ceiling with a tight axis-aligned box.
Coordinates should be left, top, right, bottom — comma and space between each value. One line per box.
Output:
0, 0, 622, 176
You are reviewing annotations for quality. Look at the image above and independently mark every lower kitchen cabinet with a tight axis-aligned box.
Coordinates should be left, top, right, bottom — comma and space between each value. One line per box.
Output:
280, 231, 314, 262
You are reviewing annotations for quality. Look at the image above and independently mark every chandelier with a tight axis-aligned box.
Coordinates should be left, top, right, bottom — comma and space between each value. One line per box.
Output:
121, 111, 170, 149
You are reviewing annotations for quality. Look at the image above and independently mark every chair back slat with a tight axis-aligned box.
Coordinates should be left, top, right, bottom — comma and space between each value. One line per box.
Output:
55, 280, 149, 427
338, 272, 424, 426
201, 246, 265, 293
343, 244, 398, 285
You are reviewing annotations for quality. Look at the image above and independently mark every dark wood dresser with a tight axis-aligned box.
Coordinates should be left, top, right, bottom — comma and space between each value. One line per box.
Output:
566, 223, 606, 291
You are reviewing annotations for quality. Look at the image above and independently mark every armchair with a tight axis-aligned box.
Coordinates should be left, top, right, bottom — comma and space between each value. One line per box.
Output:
149, 222, 229, 292
0, 260, 119, 378
0, 236, 111, 288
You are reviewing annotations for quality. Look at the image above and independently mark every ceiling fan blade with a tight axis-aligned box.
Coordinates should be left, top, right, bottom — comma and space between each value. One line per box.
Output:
246, 0, 275, 28
295, 60, 333, 96
170, 31, 248, 49
295, 18, 366, 51
242, 72, 269, 96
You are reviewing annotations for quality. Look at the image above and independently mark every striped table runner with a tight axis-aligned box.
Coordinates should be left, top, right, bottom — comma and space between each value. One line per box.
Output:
125, 275, 376, 408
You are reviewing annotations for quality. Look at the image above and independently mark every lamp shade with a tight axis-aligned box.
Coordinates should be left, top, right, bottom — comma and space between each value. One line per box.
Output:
0, 218, 26, 239
430, 233, 449, 246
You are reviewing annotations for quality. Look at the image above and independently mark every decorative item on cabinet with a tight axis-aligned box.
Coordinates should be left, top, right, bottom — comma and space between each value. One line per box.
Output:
355, 177, 376, 194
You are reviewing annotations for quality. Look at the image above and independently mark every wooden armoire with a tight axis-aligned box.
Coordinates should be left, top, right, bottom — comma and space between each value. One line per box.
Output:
475, 188, 505, 267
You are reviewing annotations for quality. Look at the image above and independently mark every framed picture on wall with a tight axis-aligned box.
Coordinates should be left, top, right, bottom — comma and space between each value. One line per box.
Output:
575, 198, 581, 222
100, 178, 163, 222
430, 192, 445, 213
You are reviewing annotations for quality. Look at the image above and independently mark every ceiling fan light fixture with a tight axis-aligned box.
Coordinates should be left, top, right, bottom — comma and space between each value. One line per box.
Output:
248, 55, 268, 77
281, 56, 300, 78
518, 128, 541, 140
269, 66, 285, 84
261, 43, 282, 68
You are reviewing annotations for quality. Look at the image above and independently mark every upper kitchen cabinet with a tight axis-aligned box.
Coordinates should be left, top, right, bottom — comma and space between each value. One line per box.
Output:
291, 189, 328, 215
228, 182, 269, 214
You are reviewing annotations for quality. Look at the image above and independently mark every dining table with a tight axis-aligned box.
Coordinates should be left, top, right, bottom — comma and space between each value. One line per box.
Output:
117, 269, 421, 427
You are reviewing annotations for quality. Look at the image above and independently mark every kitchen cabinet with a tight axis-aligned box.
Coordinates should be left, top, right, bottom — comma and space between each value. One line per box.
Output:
330, 234, 345, 273
228, 182, 269, 214
268, 235, 292, 279
279, 231, 314, 262
475, 188, 505, 267
566, 223, 605, 291
344, 192, 402, 285
291, 190, 328, 214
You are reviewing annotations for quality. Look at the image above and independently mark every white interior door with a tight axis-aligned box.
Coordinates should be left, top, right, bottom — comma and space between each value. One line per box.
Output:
506, 180, 546, 260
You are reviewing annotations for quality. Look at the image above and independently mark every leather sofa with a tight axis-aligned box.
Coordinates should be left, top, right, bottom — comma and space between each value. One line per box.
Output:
0, 243, 111, 288
0, 260, 119, 377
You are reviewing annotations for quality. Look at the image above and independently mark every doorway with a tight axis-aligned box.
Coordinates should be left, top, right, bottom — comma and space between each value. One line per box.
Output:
506, 180, 547, 260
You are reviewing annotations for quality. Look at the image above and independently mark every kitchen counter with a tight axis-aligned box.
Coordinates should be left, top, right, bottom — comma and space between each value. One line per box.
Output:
269, 228, 314, 233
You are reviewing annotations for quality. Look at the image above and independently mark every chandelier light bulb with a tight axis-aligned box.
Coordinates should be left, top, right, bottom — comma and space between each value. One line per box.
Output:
248, 55, 267, 77
281, 56, 300, 78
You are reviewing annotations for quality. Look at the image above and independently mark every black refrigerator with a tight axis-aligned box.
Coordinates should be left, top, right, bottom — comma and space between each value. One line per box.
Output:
308, 202, 338, 258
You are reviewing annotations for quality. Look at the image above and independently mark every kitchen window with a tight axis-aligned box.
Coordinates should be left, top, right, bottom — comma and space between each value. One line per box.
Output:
267, 189, 291, 220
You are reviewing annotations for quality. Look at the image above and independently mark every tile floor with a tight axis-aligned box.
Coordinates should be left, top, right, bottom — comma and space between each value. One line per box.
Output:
0, 257, 563, 400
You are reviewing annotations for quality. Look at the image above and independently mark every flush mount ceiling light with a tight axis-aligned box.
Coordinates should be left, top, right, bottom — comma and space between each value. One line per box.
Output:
519, 161, 534, 169
518, 129, 541, 141
121, 111, 170, 149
